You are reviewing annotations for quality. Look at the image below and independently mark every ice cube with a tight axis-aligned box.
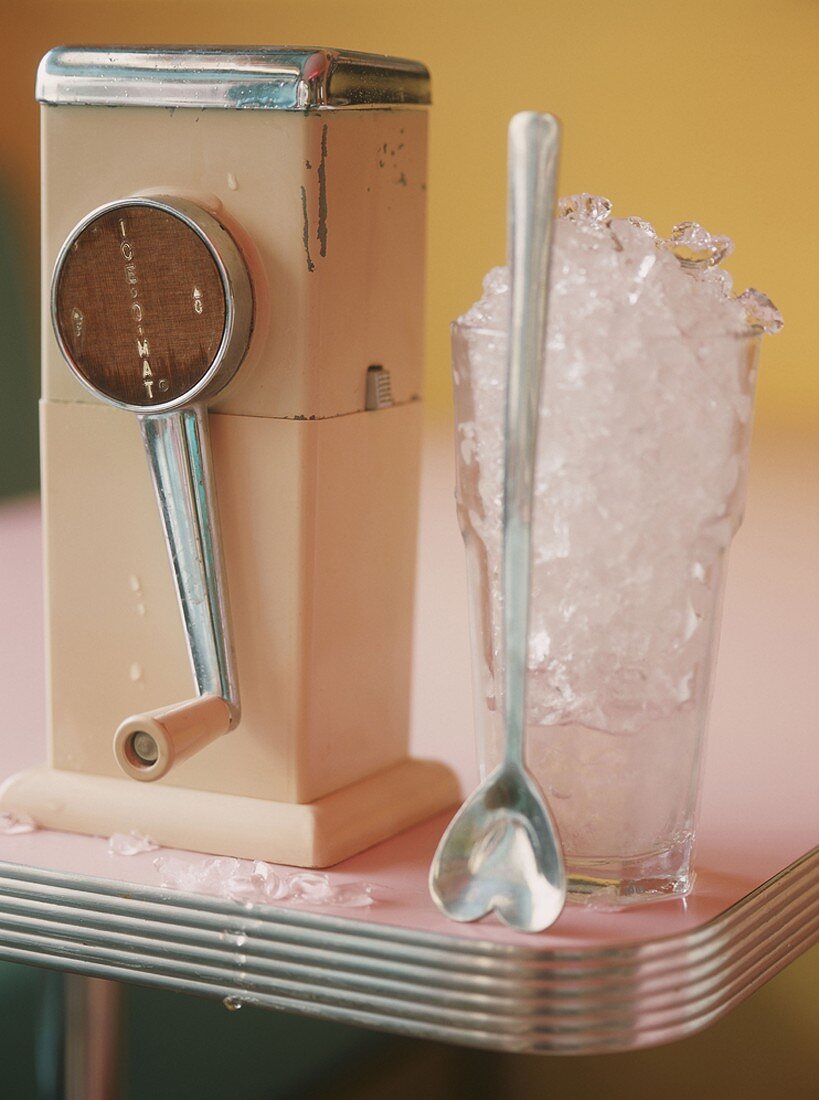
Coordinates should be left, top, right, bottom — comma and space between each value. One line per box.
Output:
663, 221, 734, 269
250, 861, 288, 901
0, 812, 37, 835
107, 830, 159, 856
625, 215, 657, 237
737, 288, 784, 333
154, 855, 209, 893
326, 882, 377, 908
558, 193, 612, 225
286, 871, 333, 902
153, 854, 384, 910
207, 859, 258, 904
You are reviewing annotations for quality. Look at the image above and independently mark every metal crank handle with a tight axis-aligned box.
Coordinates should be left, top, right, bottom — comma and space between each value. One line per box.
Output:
50, 195, 254, 783
113, 407, 239, 781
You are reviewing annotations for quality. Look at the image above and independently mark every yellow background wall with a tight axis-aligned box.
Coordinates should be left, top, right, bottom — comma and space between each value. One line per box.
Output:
2, 0, 817, 433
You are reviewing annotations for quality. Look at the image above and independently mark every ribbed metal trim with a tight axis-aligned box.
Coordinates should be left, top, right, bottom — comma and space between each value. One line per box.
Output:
0, 850, 815, 1053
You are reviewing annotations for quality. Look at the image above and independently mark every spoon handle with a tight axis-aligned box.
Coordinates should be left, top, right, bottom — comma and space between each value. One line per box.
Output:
502, 113, 561, 768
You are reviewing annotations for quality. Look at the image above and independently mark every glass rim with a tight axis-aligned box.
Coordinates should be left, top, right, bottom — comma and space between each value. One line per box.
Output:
450, 318, 765, 343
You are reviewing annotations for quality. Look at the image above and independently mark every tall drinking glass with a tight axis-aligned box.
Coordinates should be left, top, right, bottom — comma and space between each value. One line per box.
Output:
452, 320, 762, 904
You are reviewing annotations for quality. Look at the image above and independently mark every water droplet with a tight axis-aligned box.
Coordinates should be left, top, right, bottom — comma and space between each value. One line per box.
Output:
736, 288, 783, 333
128, 574, 142, 593
129, 662, 143, 683
136, 602, 146, 616
226, 172, 238, 191
459, 421, 477, 465
219, 929, 248, 948
548, 787, 571, 801
664, 222, 734, 269
223, 996, 243, 1012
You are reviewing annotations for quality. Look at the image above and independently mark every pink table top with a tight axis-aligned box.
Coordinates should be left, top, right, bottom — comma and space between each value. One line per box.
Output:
0, 427, 817, 1052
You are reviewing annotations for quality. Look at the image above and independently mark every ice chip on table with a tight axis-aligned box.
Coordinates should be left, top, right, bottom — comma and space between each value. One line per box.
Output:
251, 860, 289, 901
284, 871, 379, 907
456, 195, 781, 740
154, 856, 253, 902
286, 871, 333, 901
108, 830, 159, 856
154, 855, 381, 908
0, 811, 37, 835
324, 882, 377, 908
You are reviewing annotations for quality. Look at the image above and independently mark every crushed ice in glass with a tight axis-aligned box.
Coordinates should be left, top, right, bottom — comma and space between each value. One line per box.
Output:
108, 830, 159, 856
457, 196, 782, 739
0, 812, 37, 835
664, 221, 734, 269
558, 192, 612, 224
154, 855, 380, 908
736, 288, 784, 334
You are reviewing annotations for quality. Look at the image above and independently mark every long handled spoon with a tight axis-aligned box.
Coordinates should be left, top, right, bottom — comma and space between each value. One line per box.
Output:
429, 112, 566, 932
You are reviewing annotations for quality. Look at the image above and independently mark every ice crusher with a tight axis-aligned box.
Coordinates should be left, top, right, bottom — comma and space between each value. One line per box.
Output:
0, 47, 458, 866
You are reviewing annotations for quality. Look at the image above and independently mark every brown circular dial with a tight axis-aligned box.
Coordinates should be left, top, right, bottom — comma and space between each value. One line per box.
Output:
53, 204, 228, 408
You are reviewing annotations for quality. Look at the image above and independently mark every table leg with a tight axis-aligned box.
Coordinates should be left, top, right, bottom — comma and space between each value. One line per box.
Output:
64, 976, 122, 1100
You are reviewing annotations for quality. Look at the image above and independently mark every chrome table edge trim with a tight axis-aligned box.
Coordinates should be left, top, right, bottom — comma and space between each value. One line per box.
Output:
0, 848, 815, 1054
